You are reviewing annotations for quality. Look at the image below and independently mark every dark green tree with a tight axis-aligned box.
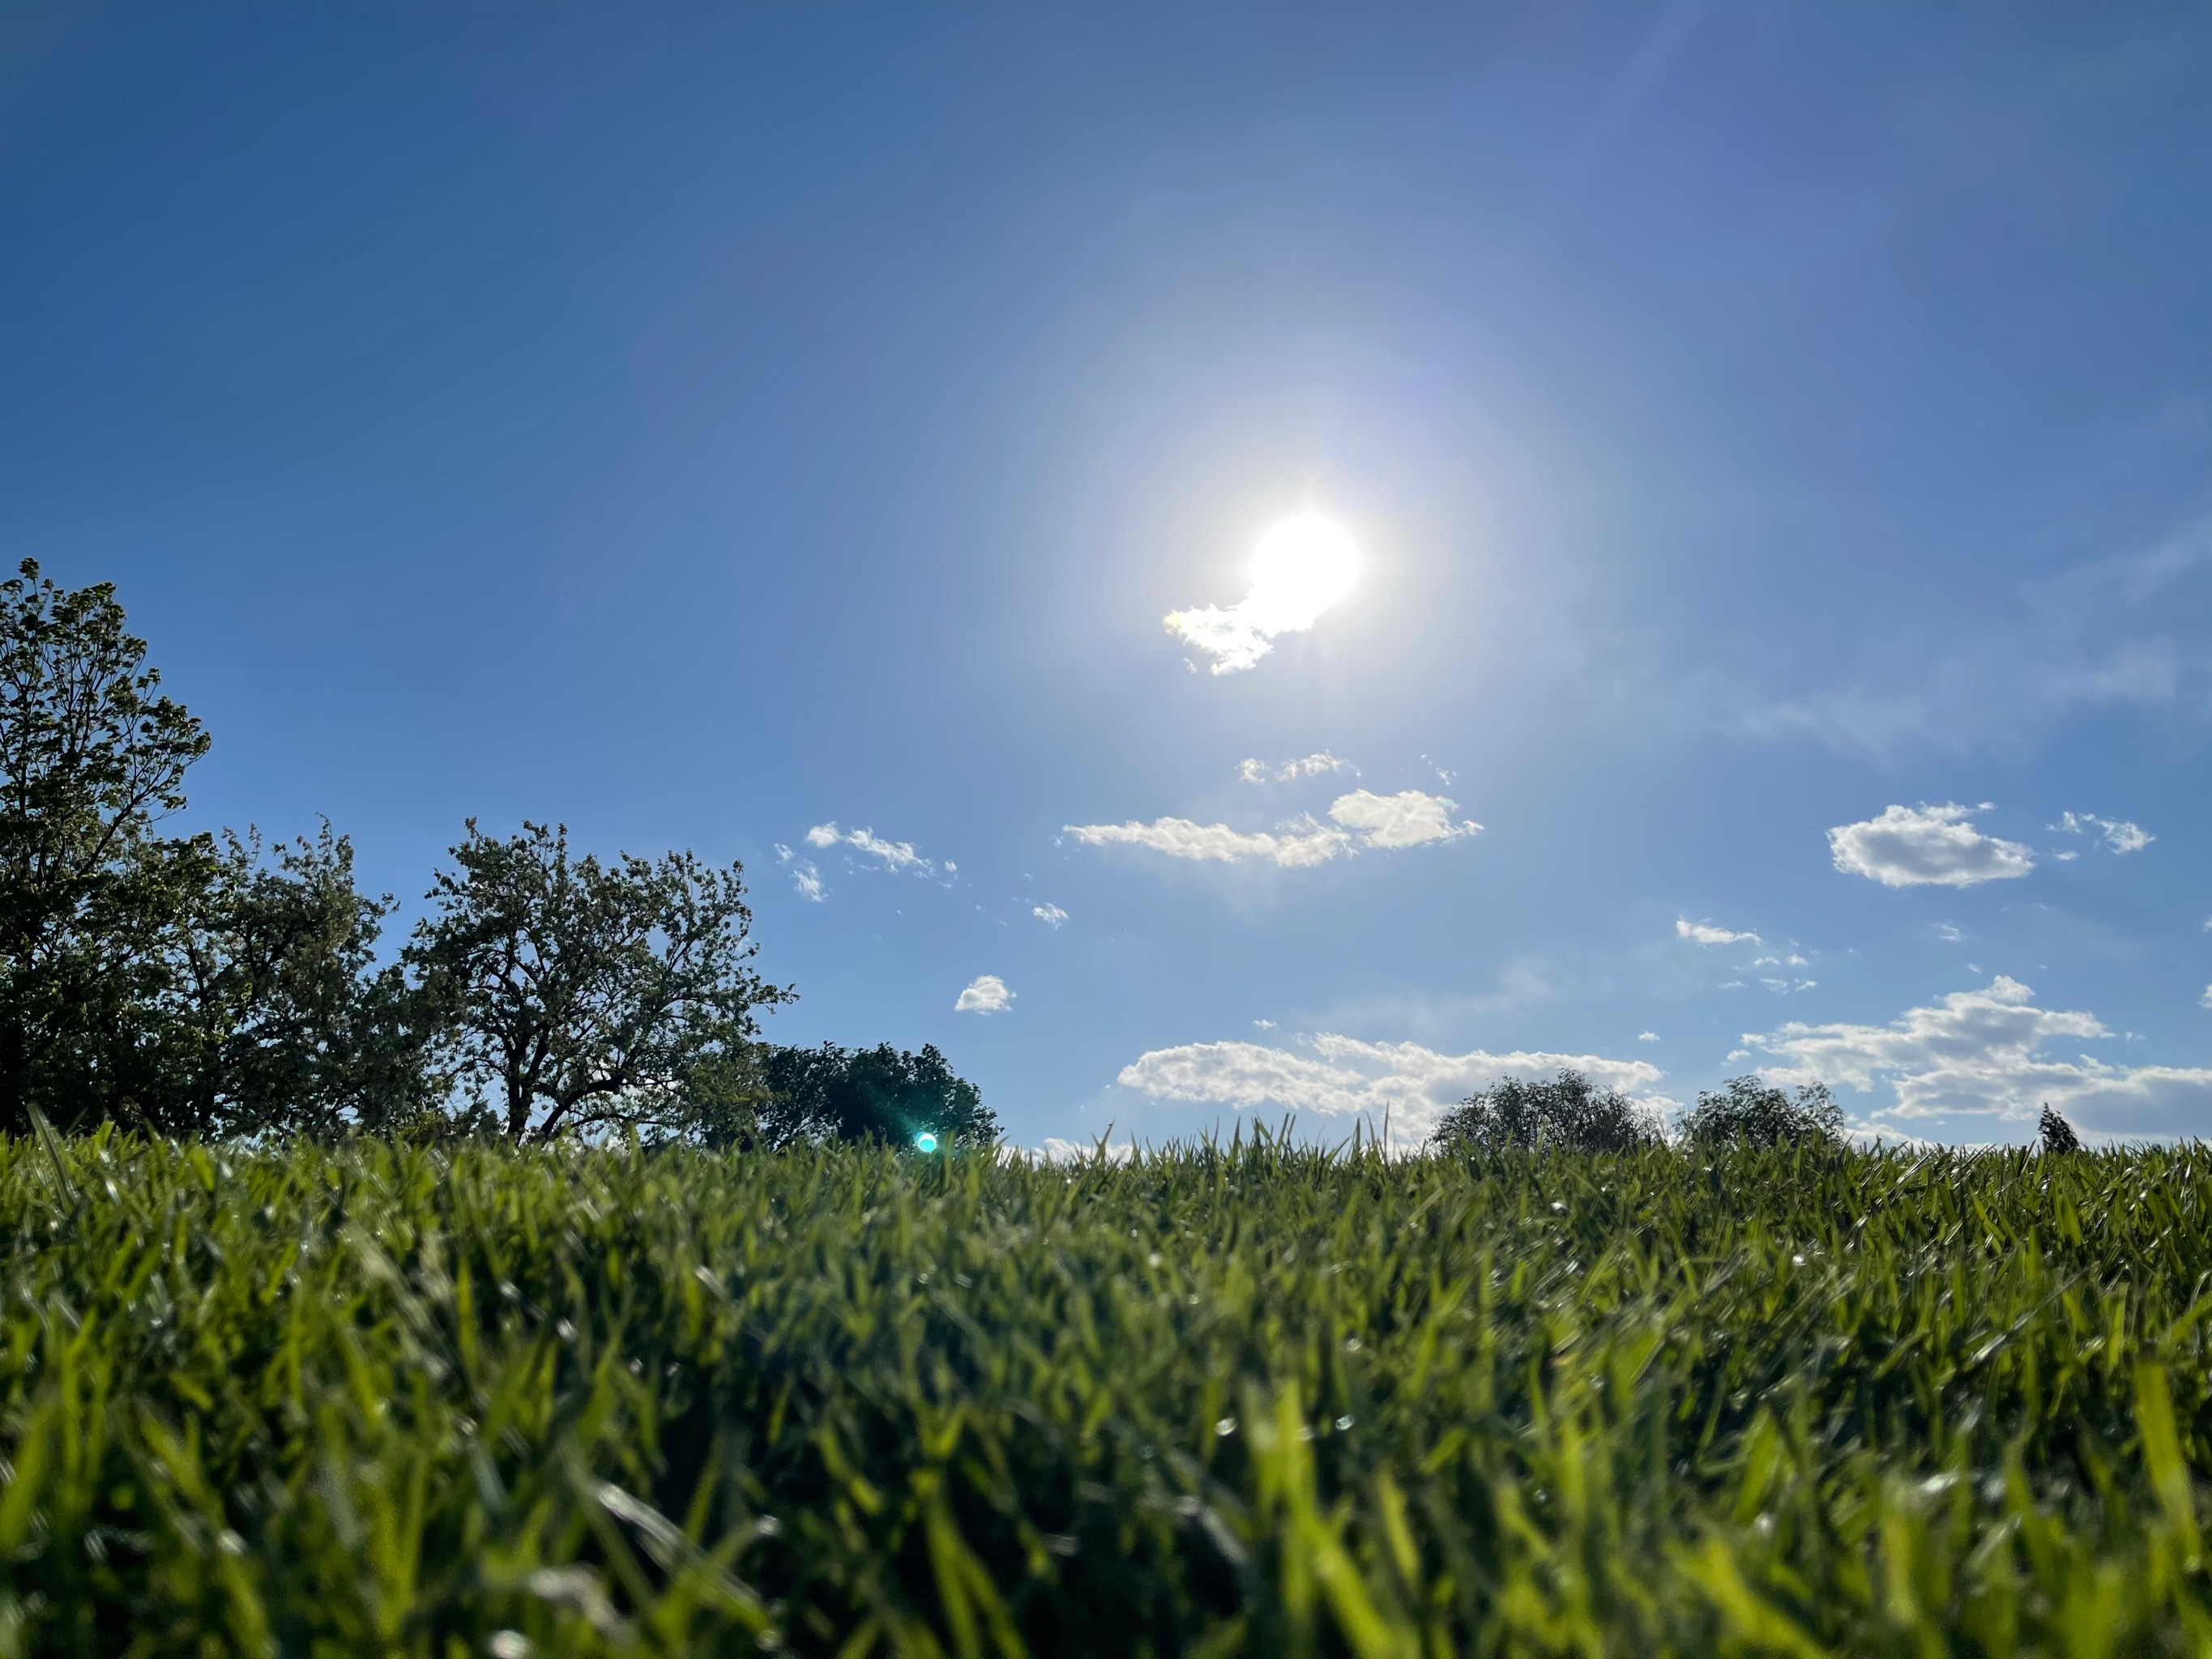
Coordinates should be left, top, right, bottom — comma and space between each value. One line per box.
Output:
407, 821, 788, 1141
154, 826, 447, 1138
748, 1040, 997, 1149
2039, 1102, 2083, 1154
1428, 1069, 1659, 1154
0, 560, 212, 1132
1677, 1074, 1844, 1148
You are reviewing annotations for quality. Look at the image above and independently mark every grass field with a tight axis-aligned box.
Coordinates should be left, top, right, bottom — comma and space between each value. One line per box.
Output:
2, 1129, 2210, 1657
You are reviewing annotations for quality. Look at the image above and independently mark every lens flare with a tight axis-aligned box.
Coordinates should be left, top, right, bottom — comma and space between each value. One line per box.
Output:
913, 1131, 940, 1154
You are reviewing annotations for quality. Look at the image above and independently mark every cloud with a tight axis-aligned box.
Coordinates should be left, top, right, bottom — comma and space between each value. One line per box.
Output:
1638, 1030, 1660, 1043
1241, 752, 1356, 784
1035, 1137, 1134, 1164
1677, 916, 1760, 947
2052, 811, 2153, 855
1253, 1018, 1277, 1029
1936, 923, 1963, 942
1164, 513, 1359, 674
954, 974, 1014, 1015
1828, 804, 2035, 888
2201, 983, 2212, 1010
1115, 1032, 1671, 1145
775, 843, 826, 902
805, 822, 947, 880
1031, 902, 1068, 928
1065, 790, 1478, 869
1742, 976, 2212, 1142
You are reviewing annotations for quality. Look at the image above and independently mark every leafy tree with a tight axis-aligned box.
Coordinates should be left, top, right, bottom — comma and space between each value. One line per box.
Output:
1678, 1075, 1844, 1148
747, 1040, 997, 1149
153, 826, 446, 1138
2039, 1102, 2083, 1154
408, 821, 788, 1141
1429, 1070, 1659, 1154
0, 560, 212, 1132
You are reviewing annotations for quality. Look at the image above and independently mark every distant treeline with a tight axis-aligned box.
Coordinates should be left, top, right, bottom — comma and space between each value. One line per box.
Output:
0, 560, 997, 1147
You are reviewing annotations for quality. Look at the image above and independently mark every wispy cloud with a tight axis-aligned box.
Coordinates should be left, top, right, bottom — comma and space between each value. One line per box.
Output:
1116, 1032, 1670, 1145
1240, 752, 1356, 783
1031, 902, 1068, 928
1828, 803, 2034, 888
1066, 790, 1478, 870
954, 974, 1015, 1015
1638, 1030, 1660, 1043
805, 822, 952, 881
2052, 811, 2153, 855
1676, 916, 1760, 947
775, 843, 826, 902
1743, 976, 2212, 1142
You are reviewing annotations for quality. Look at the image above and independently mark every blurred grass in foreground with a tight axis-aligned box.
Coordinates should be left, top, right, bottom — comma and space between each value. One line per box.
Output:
3, 1128, 2212, 1656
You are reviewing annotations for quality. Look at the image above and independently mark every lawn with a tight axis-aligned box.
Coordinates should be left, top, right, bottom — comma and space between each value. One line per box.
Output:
2, 1129, 2207, 1656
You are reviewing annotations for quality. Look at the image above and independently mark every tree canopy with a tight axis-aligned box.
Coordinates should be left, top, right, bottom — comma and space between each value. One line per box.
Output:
1429, 1071, 1660, 1154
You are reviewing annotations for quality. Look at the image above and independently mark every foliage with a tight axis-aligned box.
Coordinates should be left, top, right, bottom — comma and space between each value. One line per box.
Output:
6, 1132, 2212, 1654
407, 820, 790, 1141
1428, 1068, 1660, 1153
749, 1039, 999, 1149
0, 560, 210, 1134
1679, 1074, 1846, 1149
2041, 1102, 2084, 1154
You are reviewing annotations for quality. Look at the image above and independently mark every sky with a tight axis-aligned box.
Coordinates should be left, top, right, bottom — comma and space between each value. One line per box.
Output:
5, 3, 2212, 1149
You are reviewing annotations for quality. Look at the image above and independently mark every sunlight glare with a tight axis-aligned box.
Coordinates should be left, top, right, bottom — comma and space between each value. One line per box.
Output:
1245, 514, 1360, 634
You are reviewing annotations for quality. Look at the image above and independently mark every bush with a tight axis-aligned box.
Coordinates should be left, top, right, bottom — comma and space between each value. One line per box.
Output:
1678, 1073, 1844, 1148
1428, 1068, 1660, 1153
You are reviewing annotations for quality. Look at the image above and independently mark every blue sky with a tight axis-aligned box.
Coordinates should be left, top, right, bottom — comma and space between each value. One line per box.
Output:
6, 4, 2211, 1147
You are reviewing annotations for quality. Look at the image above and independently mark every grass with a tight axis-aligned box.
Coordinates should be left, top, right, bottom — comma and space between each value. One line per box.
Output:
2, 1128, 2211, 1657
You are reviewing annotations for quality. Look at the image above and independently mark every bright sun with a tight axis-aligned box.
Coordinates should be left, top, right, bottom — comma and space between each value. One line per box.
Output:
1245, 513, 1360, 633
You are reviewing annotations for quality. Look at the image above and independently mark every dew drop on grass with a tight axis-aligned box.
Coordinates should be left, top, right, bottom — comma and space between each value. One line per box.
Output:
1215, 1418, 1237, 1437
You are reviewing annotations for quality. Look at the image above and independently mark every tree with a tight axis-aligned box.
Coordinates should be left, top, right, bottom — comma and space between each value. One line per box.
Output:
152, 826, 447, 1138
0, 560, 211, 1132
1428, 1070, 1659, 1154
408, 821, 789, 1141
2039, 1102, 2083, 1154
1678, 1075, 1844, 1149
748, 1040, 997, 1149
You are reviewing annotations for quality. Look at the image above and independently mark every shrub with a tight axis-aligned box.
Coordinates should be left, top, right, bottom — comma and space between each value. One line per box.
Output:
1678, 1073, 1844, 1148
2040, 1102, 2084, 1153
1428, 1068, 1660, 1153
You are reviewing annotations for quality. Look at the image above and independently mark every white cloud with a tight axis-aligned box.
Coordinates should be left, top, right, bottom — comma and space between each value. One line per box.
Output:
1253, 1018, 1277, 1029
954, 974, 1015, 1015
1066, 789, 1476, 869
1241, 752, 1357, 783
1238, 758, 1268, 783
1031, 902, 1068, 928
805, 822, 944, 879
1742, 975, 2212, 1142
1828, 804, 2035, 888
1326, 789, 1480, 849
1115, 1032, 1671, 1145
1035, 1136, 1134, 1164
1164, 514, 1360, 674
1638, 1031, 1660, 1043
1936, 923, 1963, 942
2052, 811, 2153, 855
1677, 917, 1760, 947
2201, 983, 2212, 1010
791, 864, 825, 902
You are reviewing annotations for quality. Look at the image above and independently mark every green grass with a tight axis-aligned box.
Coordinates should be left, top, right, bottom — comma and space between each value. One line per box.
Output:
3, 1129, 2212, 1657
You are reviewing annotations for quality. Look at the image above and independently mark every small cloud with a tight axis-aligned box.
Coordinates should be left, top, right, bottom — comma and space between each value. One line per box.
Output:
1936, 922, 1963, 942
954, 974, 1015, 1015
1678, 917, 1761, 947
2202, 983, 2212, 1011
1253, 1017, 1277, 1030
1036, 1136, 1134, 1164
1787, 953, 1809, 966
1828, 804, 2035, 888
1420, 753, 1457, 786
1241, 752, 1356, 783
1065, 789, 1476, 869
1031, 902, 1069, 928
774, 843, 794, 862
1638, 1030, 1660, 1043
790, 864, 825, 902
2052, 811, 2153, 855
805, 822, 944, 879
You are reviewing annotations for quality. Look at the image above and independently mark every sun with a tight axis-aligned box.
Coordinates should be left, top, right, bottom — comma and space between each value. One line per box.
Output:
1245, 513, 1360, 633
